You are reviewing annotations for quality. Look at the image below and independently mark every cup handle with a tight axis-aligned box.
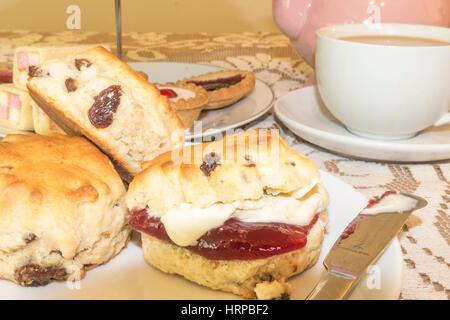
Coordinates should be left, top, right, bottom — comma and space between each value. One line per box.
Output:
434, 113, 450, 126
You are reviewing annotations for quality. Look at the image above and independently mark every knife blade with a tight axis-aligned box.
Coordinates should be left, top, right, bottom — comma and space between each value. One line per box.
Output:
306, 193, 427, 300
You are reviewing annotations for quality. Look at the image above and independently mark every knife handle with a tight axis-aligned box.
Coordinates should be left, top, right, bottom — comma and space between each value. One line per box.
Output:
306, 272, 355, 300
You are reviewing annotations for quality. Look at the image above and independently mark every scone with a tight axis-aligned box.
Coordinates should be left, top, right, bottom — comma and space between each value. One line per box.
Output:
126, 129, 329, 299
31, 104, 65, 136
13, 45, 106, 90
0, 134, 130, 286
26, 46, 184, 182
185, 69, 255, 110
156, 81, 208, 128
0, 84, 34, 132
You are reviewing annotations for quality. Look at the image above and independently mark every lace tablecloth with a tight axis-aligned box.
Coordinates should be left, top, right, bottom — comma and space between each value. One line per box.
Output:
0, 31, 448, 300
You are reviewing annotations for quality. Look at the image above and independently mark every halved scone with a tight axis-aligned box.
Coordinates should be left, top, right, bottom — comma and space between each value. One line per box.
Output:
26, 46, 184, 182
126, 129, 329, 299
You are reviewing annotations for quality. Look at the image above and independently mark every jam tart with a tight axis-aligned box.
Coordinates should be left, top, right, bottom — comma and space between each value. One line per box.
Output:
184, 69, 255, 110
156, 81, 208, 128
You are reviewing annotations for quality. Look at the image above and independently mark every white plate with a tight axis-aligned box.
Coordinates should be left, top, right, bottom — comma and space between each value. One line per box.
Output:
0, 171, 402, 300
275, 86, 450, 162
128, 62, 274, 140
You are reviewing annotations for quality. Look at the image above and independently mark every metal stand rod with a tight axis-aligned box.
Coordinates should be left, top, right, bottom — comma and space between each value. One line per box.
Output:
114, 0, 122, 60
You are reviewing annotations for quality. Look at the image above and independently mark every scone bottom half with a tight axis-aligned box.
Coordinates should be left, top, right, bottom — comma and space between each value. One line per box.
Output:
126, 129, 330, 299
0, 134, 131, 287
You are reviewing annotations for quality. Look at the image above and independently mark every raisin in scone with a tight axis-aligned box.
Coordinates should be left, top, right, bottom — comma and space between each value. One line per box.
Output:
26, 46, 184, 182
0, 134, 130, 287
126, 129, 329, 299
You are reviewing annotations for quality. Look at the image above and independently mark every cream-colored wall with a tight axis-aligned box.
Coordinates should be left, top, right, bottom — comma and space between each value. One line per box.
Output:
0, 0, 279, 32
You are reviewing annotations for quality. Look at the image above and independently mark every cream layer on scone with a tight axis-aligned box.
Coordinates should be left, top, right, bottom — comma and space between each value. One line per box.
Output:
143, 183, 328, 247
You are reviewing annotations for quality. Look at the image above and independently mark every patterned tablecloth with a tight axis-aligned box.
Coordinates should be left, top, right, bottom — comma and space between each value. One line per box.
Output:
0, 31, 448, 300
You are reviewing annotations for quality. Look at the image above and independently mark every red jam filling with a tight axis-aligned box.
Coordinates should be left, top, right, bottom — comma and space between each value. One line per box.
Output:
366, 190, 397, 208
340, 190, 397, 241
159, 88, 178, 99
129, 207, 319, 260
188, 74, 244, 91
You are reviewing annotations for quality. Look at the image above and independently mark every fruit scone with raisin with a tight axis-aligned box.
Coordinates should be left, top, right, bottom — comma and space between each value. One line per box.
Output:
0, 134, 130, 286
126, 129, 329, 299
26, 46, 184, 182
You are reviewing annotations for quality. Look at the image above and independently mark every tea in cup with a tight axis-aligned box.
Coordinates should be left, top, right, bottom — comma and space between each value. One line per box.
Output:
315, 24, 450, 140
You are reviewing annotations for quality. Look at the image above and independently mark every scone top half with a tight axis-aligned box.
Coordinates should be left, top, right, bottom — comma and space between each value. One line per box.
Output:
26, 46, 184, 181
0, 134, 129, 286
126, 129, 329, 256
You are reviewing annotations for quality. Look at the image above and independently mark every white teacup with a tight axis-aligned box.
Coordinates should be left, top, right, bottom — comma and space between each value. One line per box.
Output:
315, 24, 450, 140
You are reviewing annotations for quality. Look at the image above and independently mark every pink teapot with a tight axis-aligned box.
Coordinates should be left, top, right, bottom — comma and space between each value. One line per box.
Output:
273, 0, 450, 67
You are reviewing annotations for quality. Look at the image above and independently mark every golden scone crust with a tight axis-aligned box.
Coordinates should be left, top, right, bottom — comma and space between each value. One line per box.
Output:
0, 134, 130, 286
27, 46, 184, 182
141, 211, 328, 299
126, 129, 320, 213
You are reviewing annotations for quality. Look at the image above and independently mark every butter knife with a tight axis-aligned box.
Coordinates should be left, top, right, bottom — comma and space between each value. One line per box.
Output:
306, 193, 427, 300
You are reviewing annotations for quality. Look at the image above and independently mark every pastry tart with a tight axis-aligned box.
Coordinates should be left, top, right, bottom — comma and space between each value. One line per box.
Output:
185, 69, 255, 110
156, 82, 208, 128
13, 45, 103, 90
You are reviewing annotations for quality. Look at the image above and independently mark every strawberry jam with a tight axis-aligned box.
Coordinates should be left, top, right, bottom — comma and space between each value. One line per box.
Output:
129, 208, 319, 260
159, 88, 178, 99
366, 190, 397, 208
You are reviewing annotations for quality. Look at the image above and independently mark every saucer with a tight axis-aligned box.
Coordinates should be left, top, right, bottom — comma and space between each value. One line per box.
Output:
274, 86, 450, 162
